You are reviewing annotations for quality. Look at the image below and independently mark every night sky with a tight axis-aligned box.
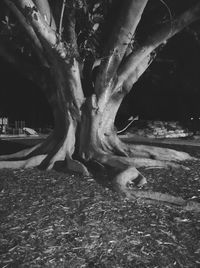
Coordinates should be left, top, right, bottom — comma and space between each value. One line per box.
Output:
1, 30, 200, 128
0, 59, 53, 128
118, 31, 200, 122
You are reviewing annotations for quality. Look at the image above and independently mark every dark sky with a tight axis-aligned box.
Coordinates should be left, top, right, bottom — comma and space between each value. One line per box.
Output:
118, 31, 200, 122
0, 59, 53, 128
1, 31, 200, 127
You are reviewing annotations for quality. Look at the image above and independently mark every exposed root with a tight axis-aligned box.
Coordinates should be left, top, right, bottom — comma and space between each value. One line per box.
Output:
0, 133, 62, 170
38, 137, 70, 170
114, 168, 200, 212
88, 150, 200, 212
124, 144, 196, 162
101, 135, 195, 164
125, 189, 200, 212
98, 154, 188, 170
62, 157, 90, 176
28, 132, 57, 158
0, 143, 41, 161
0, 136, 199, 212
0, 129, 90, 175
0, 154, 46, 169
23, 155, 47, 168
0, 132, 57, 162
114, 166, 147, 187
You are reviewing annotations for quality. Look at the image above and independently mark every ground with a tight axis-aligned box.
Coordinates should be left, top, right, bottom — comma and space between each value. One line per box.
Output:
0, 139, 200, 267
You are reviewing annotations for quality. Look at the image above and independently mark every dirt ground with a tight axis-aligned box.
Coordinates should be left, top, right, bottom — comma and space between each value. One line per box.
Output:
0, 139, 200, 267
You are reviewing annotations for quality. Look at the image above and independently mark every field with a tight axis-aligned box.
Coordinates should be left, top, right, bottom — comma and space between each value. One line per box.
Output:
0, 138, 200, 267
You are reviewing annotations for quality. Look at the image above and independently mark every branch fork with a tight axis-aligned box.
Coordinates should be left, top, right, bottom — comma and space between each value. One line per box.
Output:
1, 0, 200, 211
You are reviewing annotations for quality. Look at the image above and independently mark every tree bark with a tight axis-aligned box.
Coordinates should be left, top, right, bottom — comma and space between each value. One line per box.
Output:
95, 0, 148, 96
33, 0, 56, 30
118, 1, 200, 86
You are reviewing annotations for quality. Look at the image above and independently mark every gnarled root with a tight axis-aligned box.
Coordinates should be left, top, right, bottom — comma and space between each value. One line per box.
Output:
0, 132, 56, 162
116, 174, 200, 212
0, 130, 199, 213
0, 135, 195, 173
90, 151, 200, 212
93, 152, 186, 192
0, 132, 60, 169
114, 166, 147, 188
53, 156, 90, 176
104, 133, 195, 163
0, 142, 49, 169
0, 143, 42, 161
0, 132, 91, 175
98, 154, 189, 170
115, 138, 196, 162
0, 154, 46, 169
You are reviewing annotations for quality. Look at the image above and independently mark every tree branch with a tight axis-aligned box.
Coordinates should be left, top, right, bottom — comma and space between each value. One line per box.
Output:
14, 0, 57, 46
118, 2, 200, 85
33, 0, 56, 30
3, 0, 47, 65
59, 0, 66, 38
64, 5, 78, 51
95, 0, 148, 96
123, 53, 154, 93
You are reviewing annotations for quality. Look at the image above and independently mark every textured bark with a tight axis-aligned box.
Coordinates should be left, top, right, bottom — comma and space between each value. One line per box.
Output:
95, 0, 148, 96
33, 0, 56, 30
115, 179, 200, 212
15, 0, 57, 46
118, 1, 200, 85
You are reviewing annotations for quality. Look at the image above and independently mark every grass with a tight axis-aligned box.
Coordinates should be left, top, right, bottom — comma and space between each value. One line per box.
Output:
0, 139, 200, 267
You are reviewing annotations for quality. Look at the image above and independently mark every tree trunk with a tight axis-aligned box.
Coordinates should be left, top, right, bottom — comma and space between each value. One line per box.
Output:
0, 66, 196, 212
1, 0, 200, 211
0, 46, 194, 173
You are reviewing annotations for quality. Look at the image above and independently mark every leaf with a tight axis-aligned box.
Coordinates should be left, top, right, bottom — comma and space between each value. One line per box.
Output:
93, 3, 100, 12
195, 248, 200, 254
92, 23, 99, 31
174, 217, 190, 223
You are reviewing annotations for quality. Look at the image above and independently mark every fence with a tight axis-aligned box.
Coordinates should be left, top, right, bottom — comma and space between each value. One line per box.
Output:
0, 118, 26, 135
0, 117, 8, 134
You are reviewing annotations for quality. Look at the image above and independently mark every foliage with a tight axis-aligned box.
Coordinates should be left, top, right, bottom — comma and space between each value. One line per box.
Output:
1, 0, 199, 68
0, 0, 111, 63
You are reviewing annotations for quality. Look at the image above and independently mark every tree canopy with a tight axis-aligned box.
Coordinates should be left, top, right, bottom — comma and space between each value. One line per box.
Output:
1, 1, 199, 81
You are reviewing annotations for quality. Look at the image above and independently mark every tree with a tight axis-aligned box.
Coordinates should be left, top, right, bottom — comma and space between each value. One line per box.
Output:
0, 0, 200, 206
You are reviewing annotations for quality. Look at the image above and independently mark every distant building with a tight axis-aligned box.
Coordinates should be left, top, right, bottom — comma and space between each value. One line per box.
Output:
0, 117, 26, 135
0, 117, 8, 134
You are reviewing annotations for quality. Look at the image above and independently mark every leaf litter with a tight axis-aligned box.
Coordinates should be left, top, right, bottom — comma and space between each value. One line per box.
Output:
0, 145, 200, 267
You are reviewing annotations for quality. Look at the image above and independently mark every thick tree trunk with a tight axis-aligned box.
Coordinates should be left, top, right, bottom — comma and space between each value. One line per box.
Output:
0, 40, 197, 210
0, 44, 194, 172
